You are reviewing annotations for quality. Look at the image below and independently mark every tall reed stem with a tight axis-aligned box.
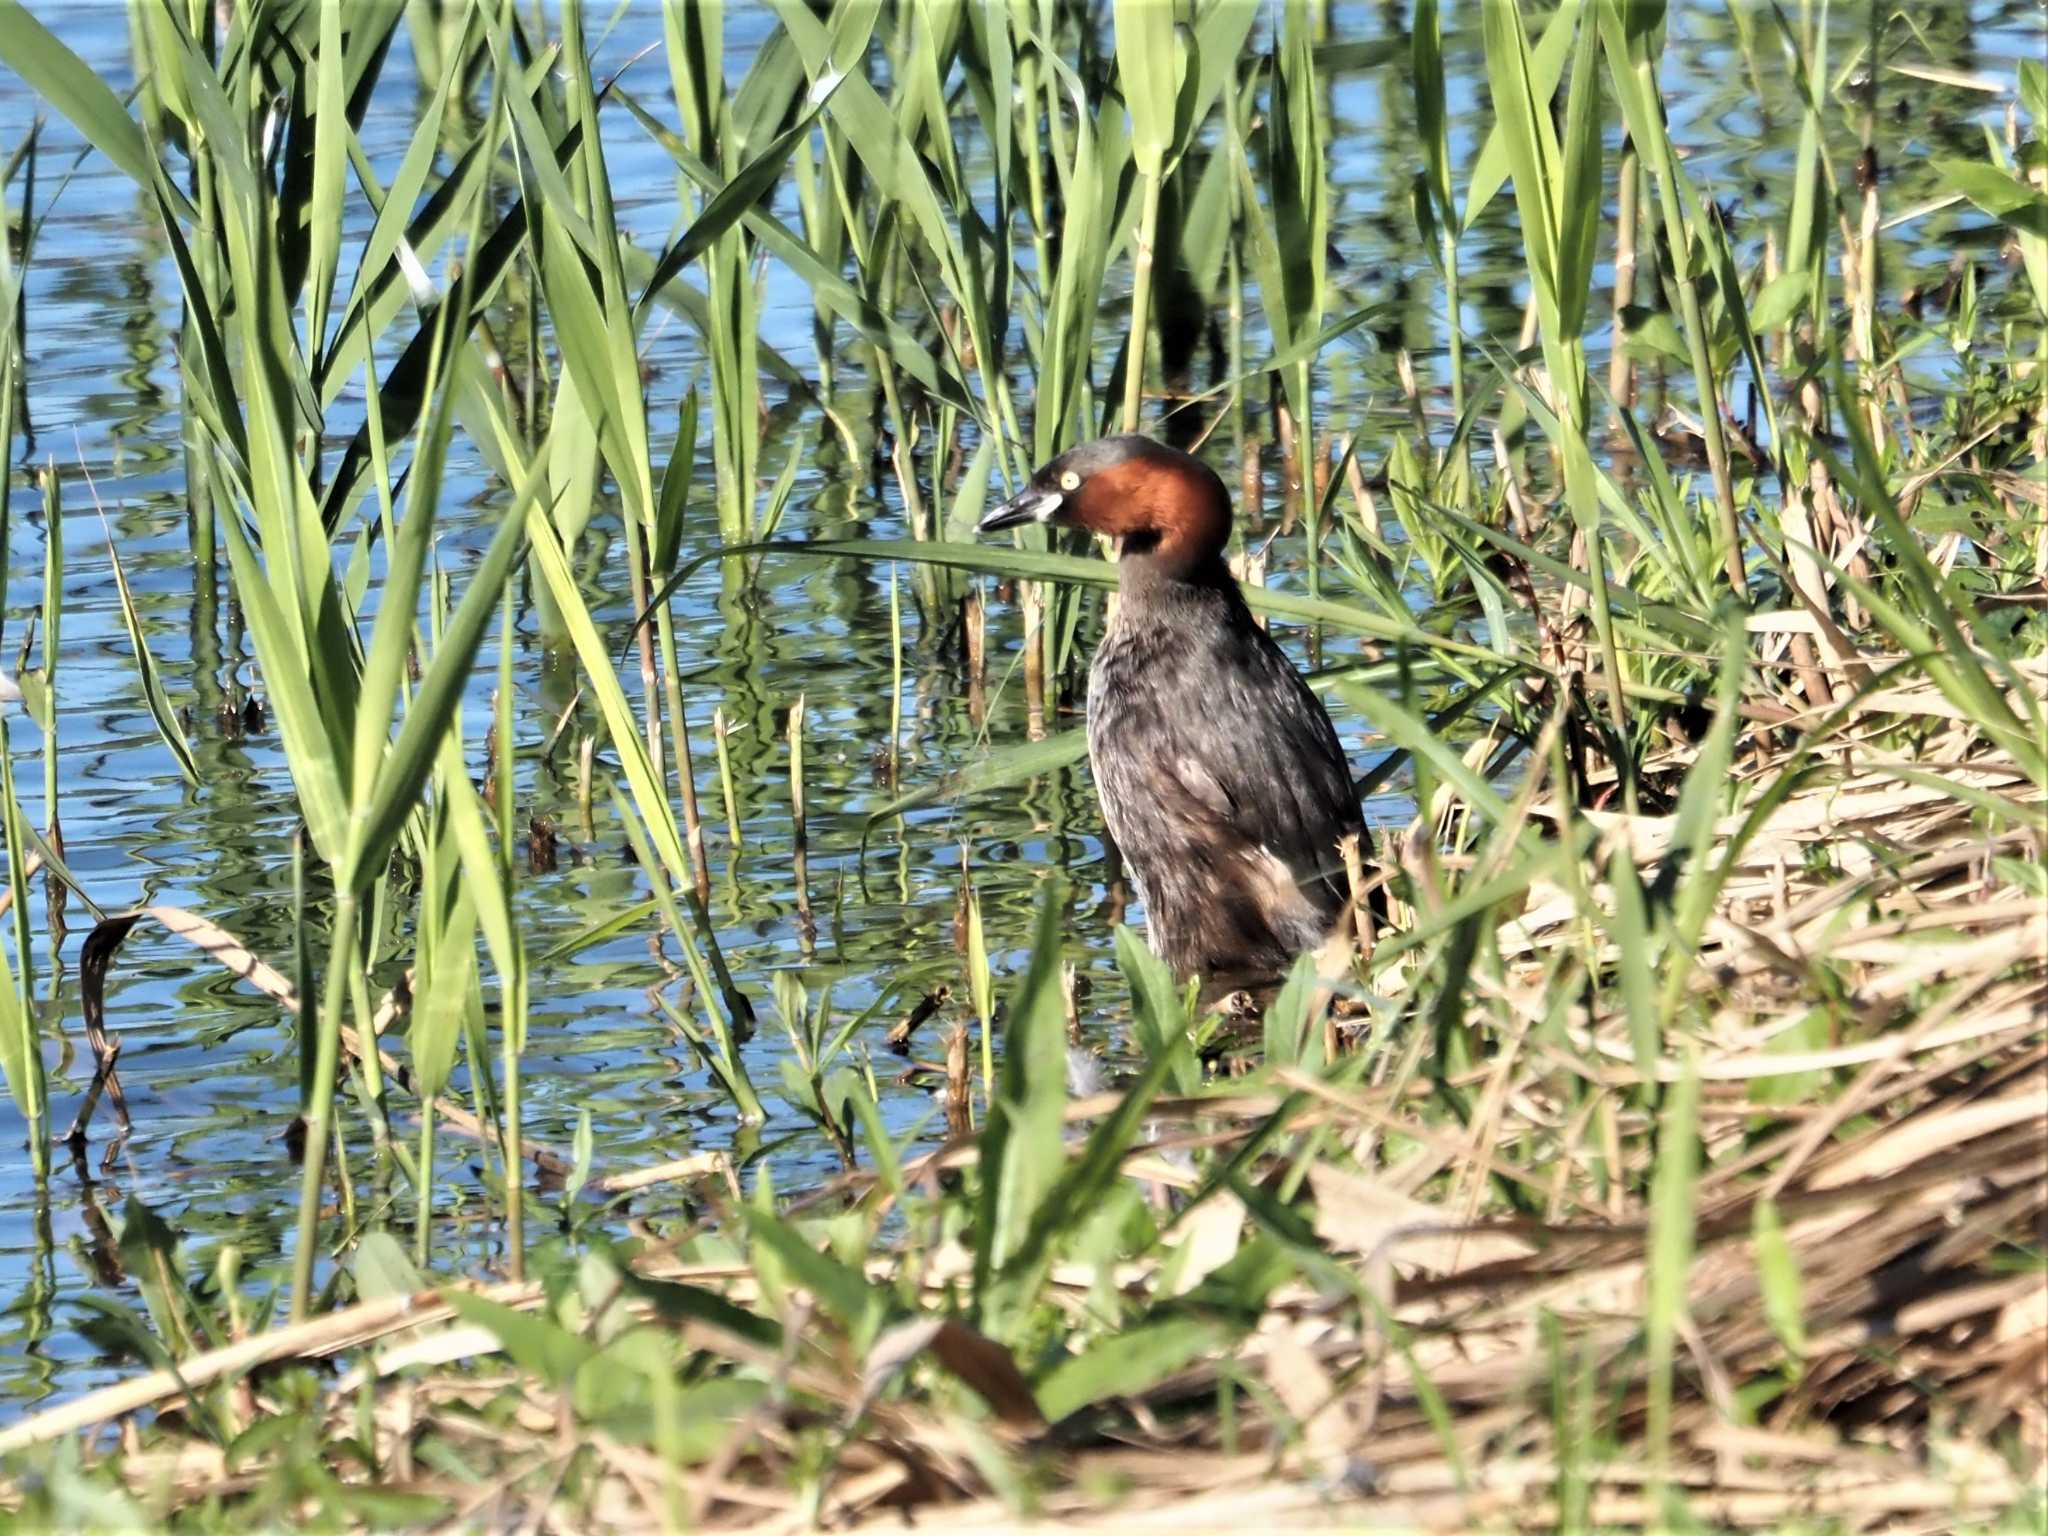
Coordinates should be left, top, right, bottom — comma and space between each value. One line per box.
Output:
1122, 172, 1162, 432
1441, 229, 1467, 492
290, 891, 358, 1321
657, 608, 710, 901
1851, 0, 1884, 444
1608, 145, 1639, 419
887, 564, 903, 782
712, 706, 742, 849
415, 1100, 436, 1268
0, 719, 43, 1181
622, 510, 666, 784
1635, 59, 1747, 597
499, 968, 525, 1282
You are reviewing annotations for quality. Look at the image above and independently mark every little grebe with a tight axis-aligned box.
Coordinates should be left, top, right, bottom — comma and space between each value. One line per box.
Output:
979, 434, 1362, 982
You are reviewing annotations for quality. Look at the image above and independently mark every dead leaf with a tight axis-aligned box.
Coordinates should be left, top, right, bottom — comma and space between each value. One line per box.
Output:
1307, 1163, 1535, 1277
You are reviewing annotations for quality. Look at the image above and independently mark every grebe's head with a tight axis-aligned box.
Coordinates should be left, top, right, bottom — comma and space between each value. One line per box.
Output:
977, 434, 1234, 580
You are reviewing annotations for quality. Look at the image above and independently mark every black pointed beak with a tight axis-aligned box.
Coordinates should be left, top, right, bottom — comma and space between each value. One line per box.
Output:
976, 487, 1064, 533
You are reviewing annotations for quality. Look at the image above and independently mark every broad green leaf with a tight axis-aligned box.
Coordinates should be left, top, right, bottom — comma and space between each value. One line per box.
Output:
1747, 270, 1811, 334
442, 1292, 597, 1386
1466, 0, 1581, 233
353, 1232, 428, 1301
973, 881, 1072, 1341
1034, 1314, 1238, 1423
1261, 950, 1321, 1069
1114, 0, 1181, 177
741, 1206, 888, 1349
1934, 158, 2048, 235
985, 1010, 1181, 1335
1753, 1198, 1805, 1370
1115, 925, 1197, 1097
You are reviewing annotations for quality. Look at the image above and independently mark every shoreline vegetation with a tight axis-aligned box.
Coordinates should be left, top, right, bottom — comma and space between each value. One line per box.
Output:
0, 0, 2042, 1530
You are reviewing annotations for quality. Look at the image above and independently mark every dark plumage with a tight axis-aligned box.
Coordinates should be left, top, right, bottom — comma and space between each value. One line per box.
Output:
979, 434, 1363, 981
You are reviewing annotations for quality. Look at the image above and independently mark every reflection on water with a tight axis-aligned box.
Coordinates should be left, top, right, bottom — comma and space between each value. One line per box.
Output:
0, 1, 2032, 1414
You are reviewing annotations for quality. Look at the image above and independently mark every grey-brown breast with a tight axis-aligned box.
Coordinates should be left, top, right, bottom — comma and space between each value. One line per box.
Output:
1084, 579, 1360, 976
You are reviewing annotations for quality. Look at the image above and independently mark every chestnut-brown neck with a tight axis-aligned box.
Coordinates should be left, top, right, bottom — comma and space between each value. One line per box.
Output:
1074, 454, 1234, 586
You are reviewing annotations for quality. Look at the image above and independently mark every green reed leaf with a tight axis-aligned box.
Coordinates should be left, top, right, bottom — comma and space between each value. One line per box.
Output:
0, 1, 160, 200
634, 81, 841, 325
1035, 1313, 1238, 1424
100, 517, 199, 789
1645, 1057, 1700, 1513
974, 880, 1071, 1341
1607, 843, 1660, 1102
1555, 11, 1603, 342
351, 455, 539, 891
1466, 0, 1579, 233
987, 1028, 1179, 1336
323, 10, 476, 379
302, 0, 348, 356
741, 1206, 888, 1350
411, 838, 477, 1104
617, 88, 974, 413
218, 512, 350, 868
1116, 925, 1197, 1098
1752, 1197, 1806, 1370
863, 729, 1089, 831
443, 1292, 597, 1387
1413, 0, 1454, 227
1114, 0, 1181, 179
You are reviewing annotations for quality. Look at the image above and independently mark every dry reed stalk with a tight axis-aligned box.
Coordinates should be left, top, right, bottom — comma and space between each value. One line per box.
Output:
1491, 425, 1533, 544
962, 585, 986, 725
1274, 393, 1298, 533
942, 1021, 972, 1138
1851, 13, 1886, 446
1021, 578, 1046, 741
73, 905, 582, 1178
1239, 436, 1263, 531
885, 984, 949, 1053
1394, 349, 1429, 443
1338, 832, 1374, 962
1341, 443, 1379, 541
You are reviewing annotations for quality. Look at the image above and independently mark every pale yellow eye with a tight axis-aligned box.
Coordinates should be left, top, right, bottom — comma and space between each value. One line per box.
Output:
1059, 470, 1081, 492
